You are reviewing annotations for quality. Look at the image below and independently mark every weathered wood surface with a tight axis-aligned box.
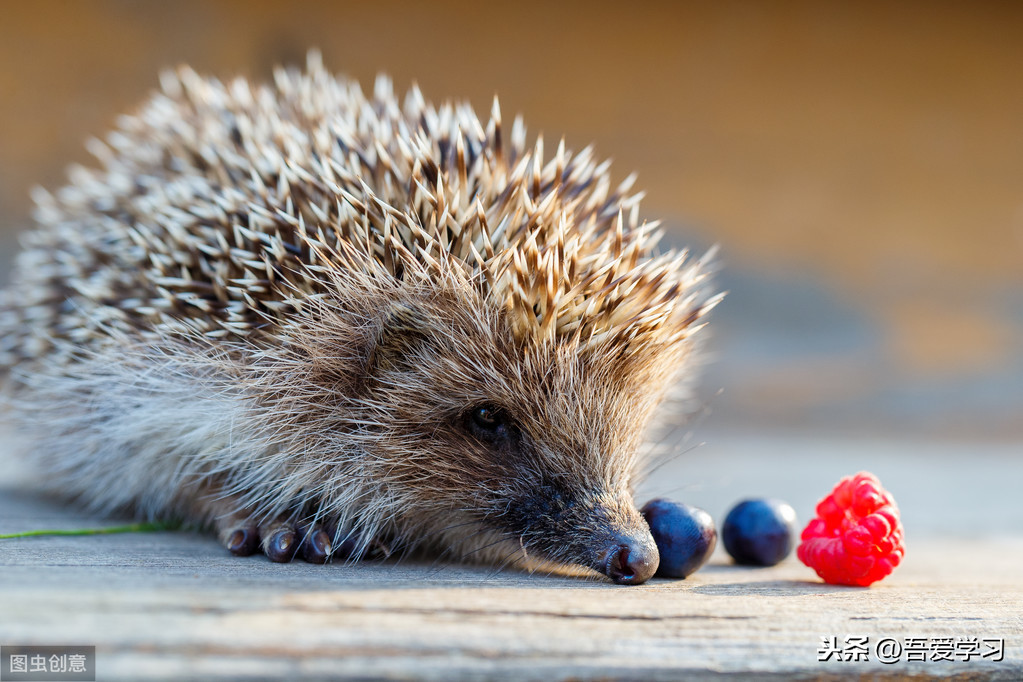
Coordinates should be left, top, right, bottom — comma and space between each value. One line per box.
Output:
1, 435, 1021, 680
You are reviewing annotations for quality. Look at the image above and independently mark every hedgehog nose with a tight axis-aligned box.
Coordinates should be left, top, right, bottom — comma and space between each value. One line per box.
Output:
604, 532, 659, 585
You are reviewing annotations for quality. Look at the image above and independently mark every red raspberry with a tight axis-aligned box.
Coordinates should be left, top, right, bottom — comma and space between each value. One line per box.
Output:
797, 471, 905, 586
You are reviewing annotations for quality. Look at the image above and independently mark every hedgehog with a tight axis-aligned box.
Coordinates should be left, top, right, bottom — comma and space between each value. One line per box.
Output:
0, 52, 720, 585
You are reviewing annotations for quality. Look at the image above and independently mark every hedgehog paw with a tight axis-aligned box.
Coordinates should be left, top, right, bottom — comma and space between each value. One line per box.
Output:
221, 519, 332, 564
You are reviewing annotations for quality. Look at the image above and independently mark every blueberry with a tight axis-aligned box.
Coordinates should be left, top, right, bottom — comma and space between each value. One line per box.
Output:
722, 498, 797, 566
640, 499, 717, 579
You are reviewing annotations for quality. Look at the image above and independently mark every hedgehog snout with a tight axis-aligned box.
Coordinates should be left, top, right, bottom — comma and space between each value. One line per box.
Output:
600, 529, 659, 585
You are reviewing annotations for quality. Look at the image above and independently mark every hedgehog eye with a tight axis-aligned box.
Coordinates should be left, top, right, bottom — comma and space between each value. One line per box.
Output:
473, 406, 497, 426
466, 404, 512, 444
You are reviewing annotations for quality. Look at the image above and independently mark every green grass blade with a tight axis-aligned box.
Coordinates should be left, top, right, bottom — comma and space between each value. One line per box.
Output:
0, 520, 181, 539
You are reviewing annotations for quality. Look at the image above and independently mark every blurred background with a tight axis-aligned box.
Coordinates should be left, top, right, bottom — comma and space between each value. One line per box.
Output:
1, 0, 1021, 442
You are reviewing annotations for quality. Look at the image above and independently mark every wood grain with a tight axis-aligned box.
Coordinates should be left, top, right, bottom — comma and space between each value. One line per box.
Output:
1, 441, 1019, 680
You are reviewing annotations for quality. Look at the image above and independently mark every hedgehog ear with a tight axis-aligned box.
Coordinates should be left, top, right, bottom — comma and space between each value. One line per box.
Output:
368, 301, 430, 372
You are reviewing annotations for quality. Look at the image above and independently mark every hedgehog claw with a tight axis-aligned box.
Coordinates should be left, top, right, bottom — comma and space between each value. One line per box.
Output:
298, 524, 332, 564
226, 526, 261, 556
264, 526, 298, 563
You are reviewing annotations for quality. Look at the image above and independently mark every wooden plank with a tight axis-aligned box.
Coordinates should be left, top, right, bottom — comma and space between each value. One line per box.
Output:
1, 440, 1021, 680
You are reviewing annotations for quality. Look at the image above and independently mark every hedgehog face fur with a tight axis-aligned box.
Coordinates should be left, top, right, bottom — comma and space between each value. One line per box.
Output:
0, 52, 719, 584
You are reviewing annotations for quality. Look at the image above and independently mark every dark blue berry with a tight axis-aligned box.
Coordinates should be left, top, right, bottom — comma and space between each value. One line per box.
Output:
641, 499, 717, 579
722, 498, 797, 566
